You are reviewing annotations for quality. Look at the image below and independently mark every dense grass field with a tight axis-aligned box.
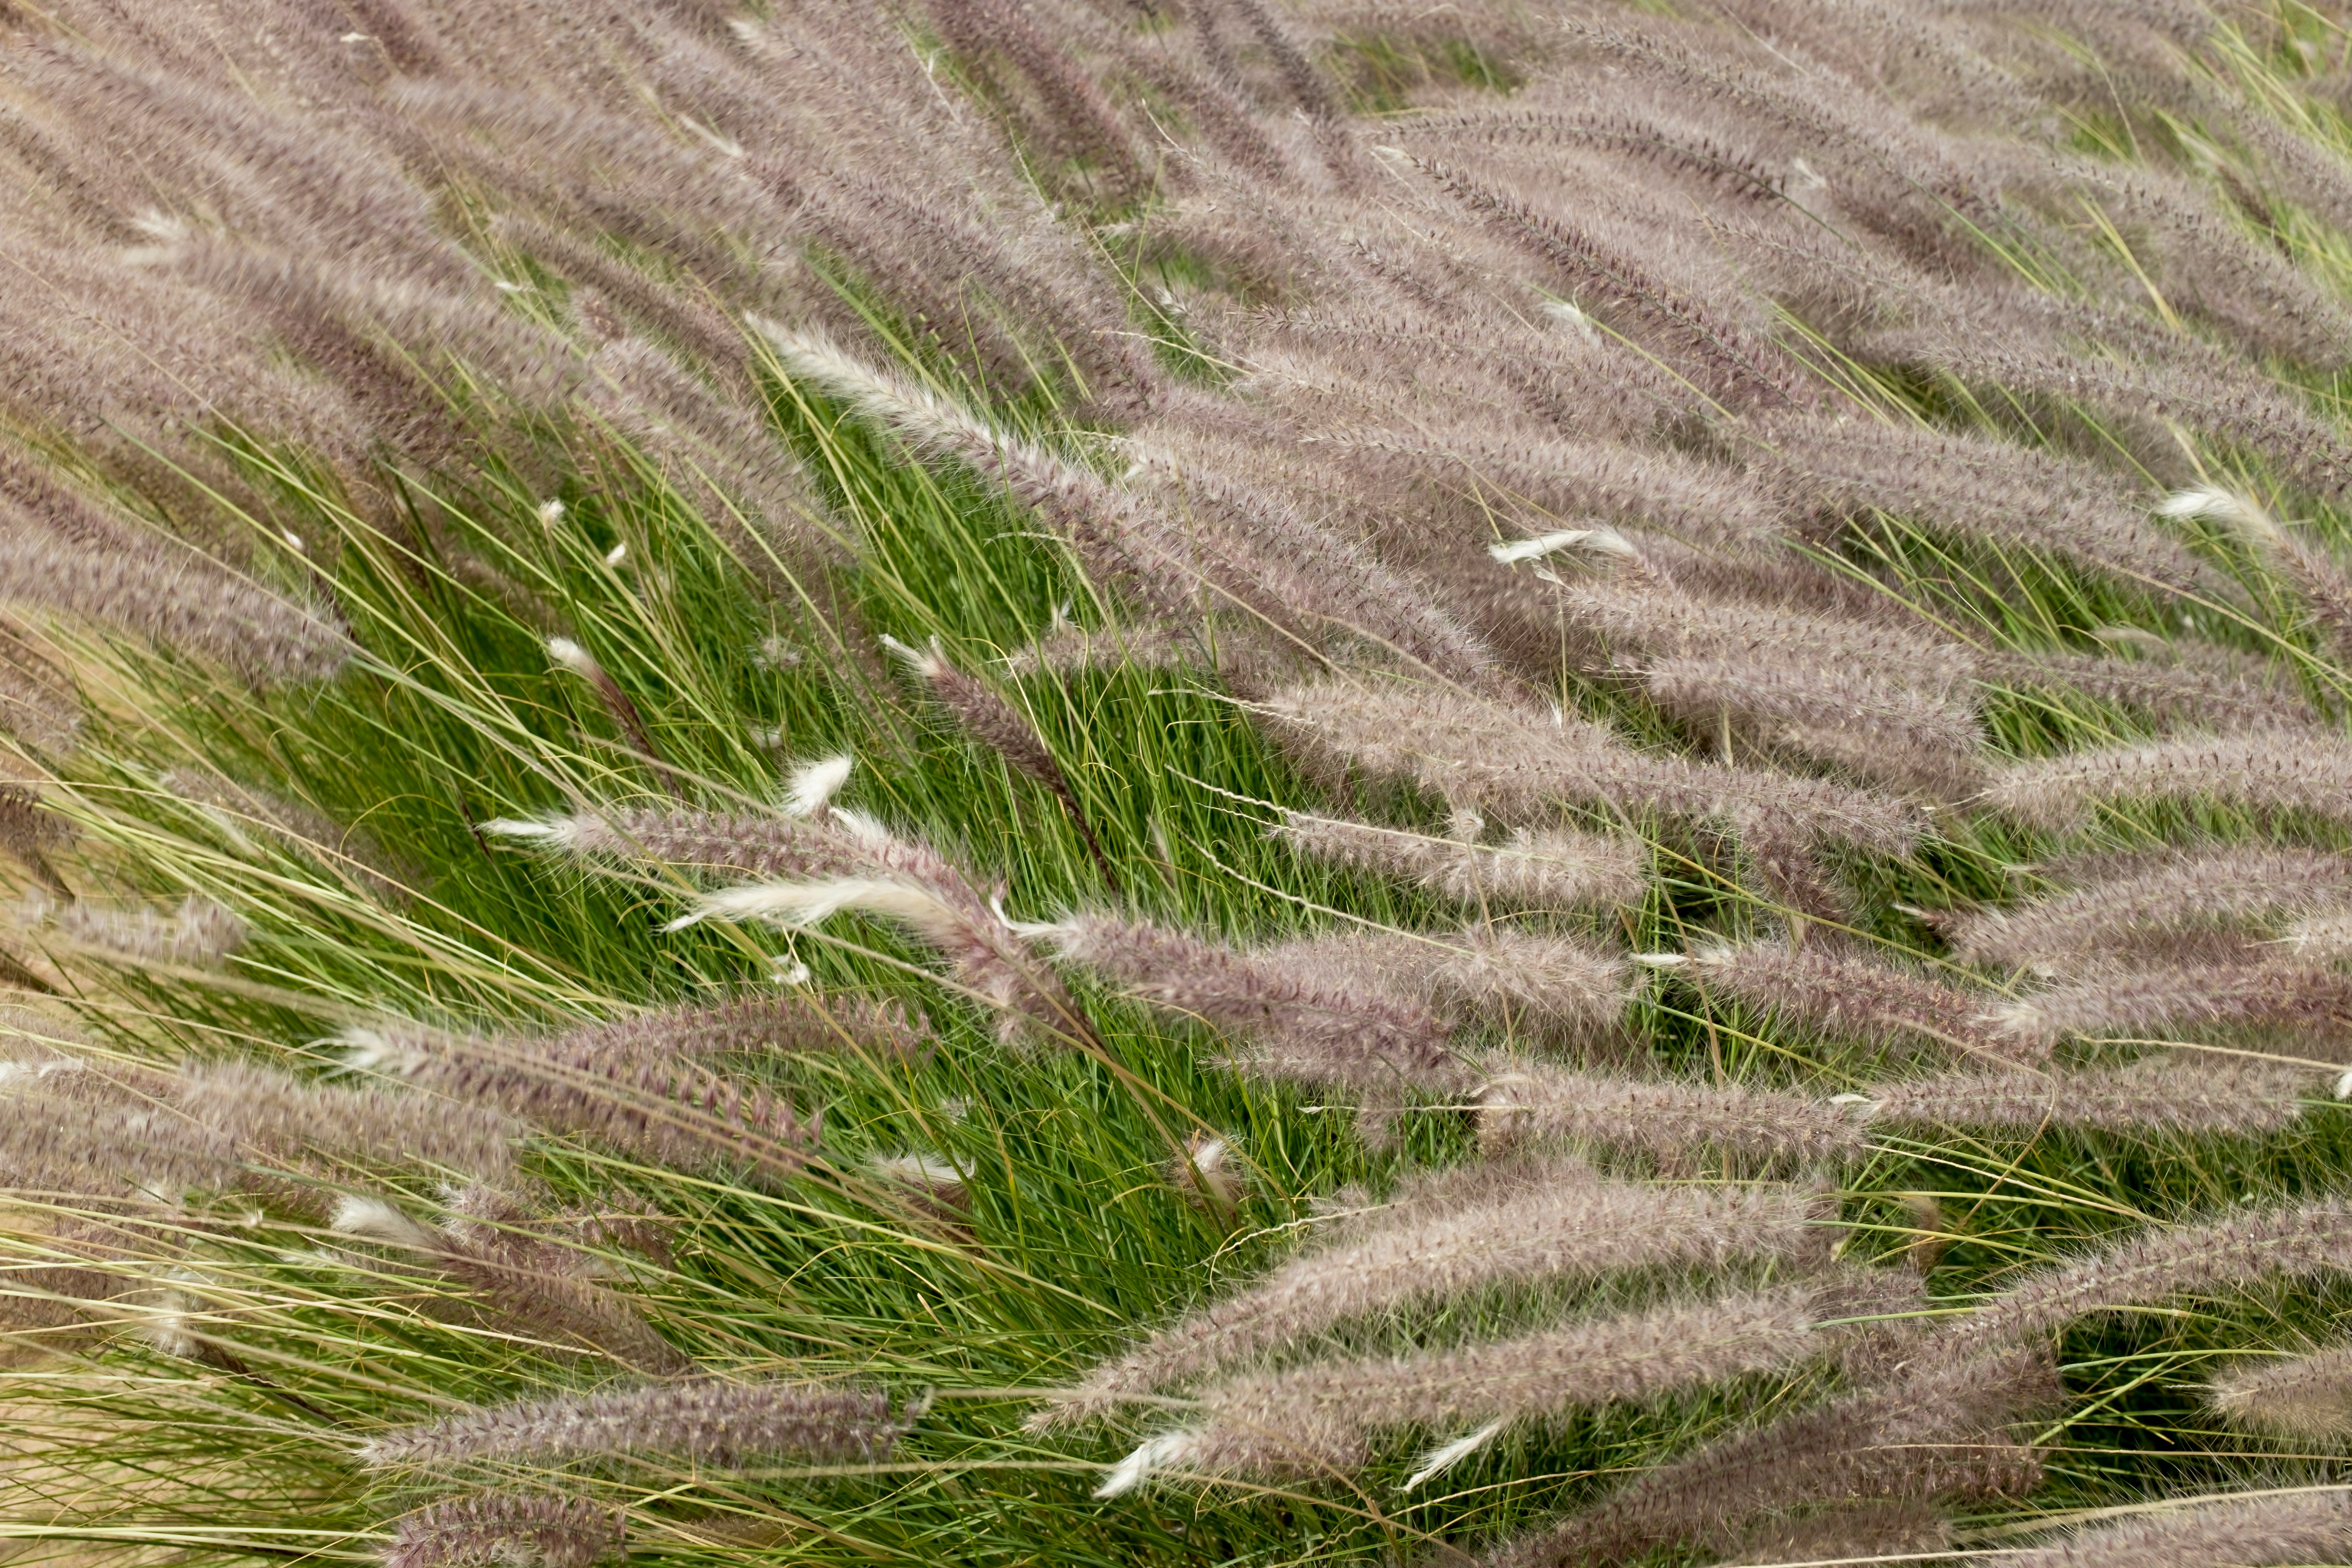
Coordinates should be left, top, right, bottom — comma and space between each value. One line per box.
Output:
12, 2, 2352, 1566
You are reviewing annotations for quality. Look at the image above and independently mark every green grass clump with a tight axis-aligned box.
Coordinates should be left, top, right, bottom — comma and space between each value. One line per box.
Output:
18, 3, 2352, 1568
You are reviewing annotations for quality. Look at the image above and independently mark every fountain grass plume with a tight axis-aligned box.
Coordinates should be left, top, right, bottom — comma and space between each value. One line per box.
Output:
1412, 156, 1820, 412
35, 892, 245, 969
1636, 649, 1984, 798
0, 1070, 232, 1201
361, 1377, 907, 1469
1945, 845, 2352, 971
332, 1190, 688, 1376
527, 992, 931, 1072
1776, 419, 2212, 594
1982, 732, 2352, 833
1556, 573, 1978, 697
1483, 1341, 2058, 1567
1264, 925, 1634, 1050
885, 634, 1119, 888
1858, 1057, 2320, 1139
1679, 939, 2040, 1066
2209, 1343, 2352, 1439
1031, 1161, 1820, 1429
1943, 1194, 2352, 1355
1271, 810, 1646, 913
344, 1023, 820, 1185
1116, 437, 1503, 689
912, 0, 1149, 208
1474, 1059, 1868, 1167
0, 1050, 517, 1209
0, 508, 350, 685
1977, 643, 2319, 735
0, 786, 70, 897
383, 1492, 624, 1568
483, 805, 879, 885
1993, 1489, 2352, 1568
1031, 911, 1462, 1094
175, 1061, 519, 1187
1258, 678, 1924, 855
1990, 964, 2352, 1052
493, 783, 1080, 1048
1106, 1271, 1921, 1486
0, 635, 76, 758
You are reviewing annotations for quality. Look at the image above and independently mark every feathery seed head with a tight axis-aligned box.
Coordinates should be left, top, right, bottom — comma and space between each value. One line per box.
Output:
1167, 1131, 1243, 1213
1402, 1421, 1507, 1492
1863, 1058, 2316, 1139
1946, 846, 2352, 971
1992, 964, 2352, 1050
478, 815, 584, 848
329, 1193, 441, 1251
1043, 1169, 1819, 1422
784, 755, 855, 820
544, 637, 596, 677
1982, 733, 2352, 834
1274, 811, 1645, 913
1945, 1194, 2352, 1354
2208, 1342, 2352, 1438
1127, 1273, 1917, 1487
1042, 911, 1461, 1098
880, 633, 947, 681
1994, 1489, 2352, 1568
363, 1377, 906, 1469
1686, 939, 2035, 1066
667, 876, 945, 931
48, 893, 245, 968
1096, 1430, 1202, 1498
383, 1491, 622, 1568
1474, 1059, 1868, 1167
1541, 298, 1602, 343
2159, 485, 2283, 541
338, 1026, 430, 1077
1489, 528, 1634, 565
870, 1150, 974, 1205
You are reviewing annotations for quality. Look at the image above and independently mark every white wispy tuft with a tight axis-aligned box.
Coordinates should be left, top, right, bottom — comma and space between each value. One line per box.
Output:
478, 816, 583, 846
1489, 527, 1634, 565
1096, 1431, 1203, 1498
545, 637, 598, 677
328, 1193, 439, 1250
663, 876, 954, 932
1541, 298, 1602, 343
1402, 1420, 1507, 1492
2158, 486, 2283, 541
784, 754, 855, 819
336, 1025, 429, 1077
870, 1150, 974, 1201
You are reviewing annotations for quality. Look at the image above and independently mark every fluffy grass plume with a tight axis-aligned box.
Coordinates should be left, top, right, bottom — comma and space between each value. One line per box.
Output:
9, 0, 2352, 1566
1036, 1163, 1821, 1426
1101, 1271, 1918, 1486
1995, 1488, 2352, 1566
